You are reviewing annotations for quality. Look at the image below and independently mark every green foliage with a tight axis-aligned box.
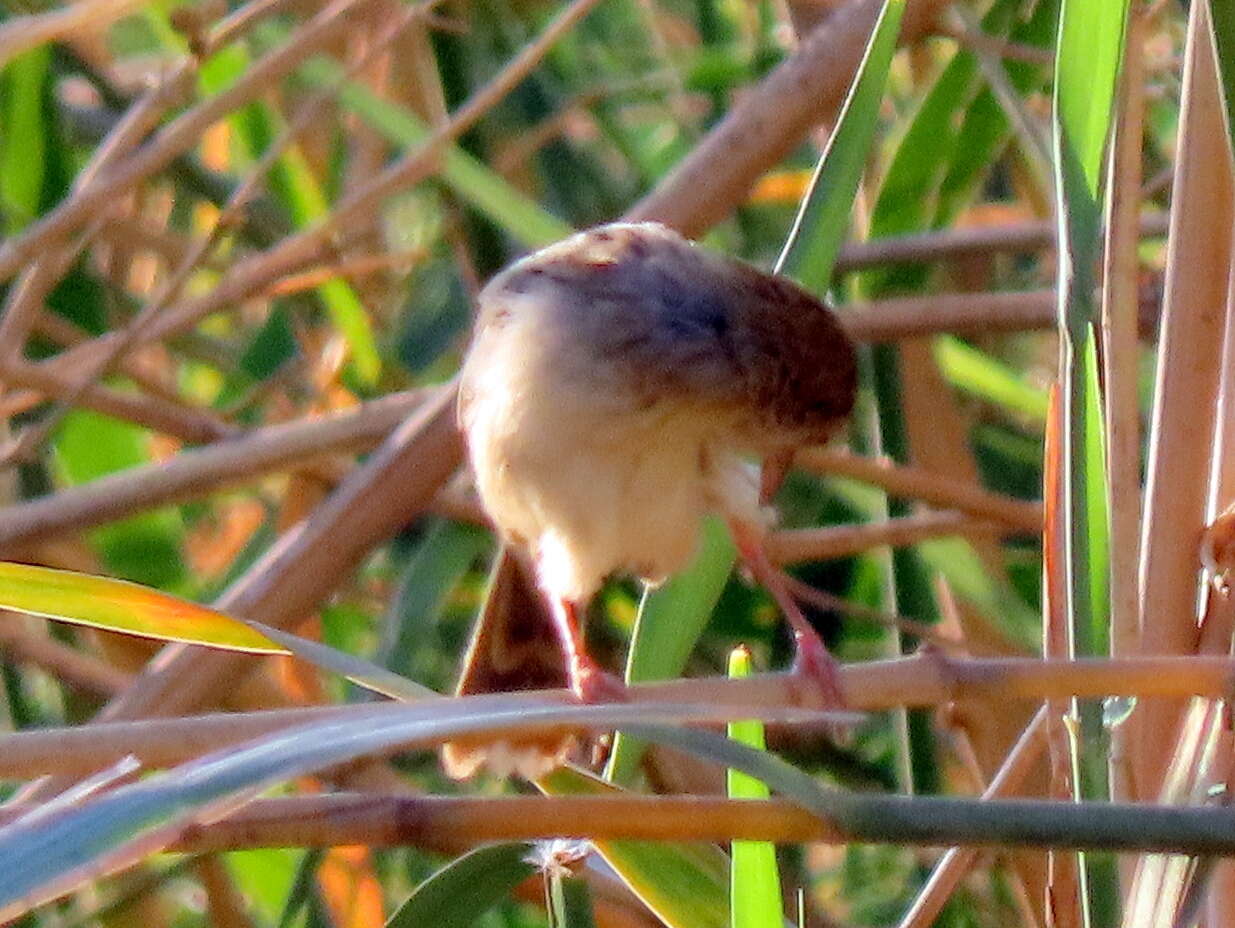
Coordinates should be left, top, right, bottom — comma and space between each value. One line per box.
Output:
53, 411, 186, 590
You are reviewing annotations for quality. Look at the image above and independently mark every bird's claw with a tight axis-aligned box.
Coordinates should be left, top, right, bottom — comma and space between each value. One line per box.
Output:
569, 657, 629, 703
790, 630, 847, 709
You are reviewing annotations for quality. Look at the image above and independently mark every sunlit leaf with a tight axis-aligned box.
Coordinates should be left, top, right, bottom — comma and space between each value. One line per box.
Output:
0, 561, 283, 654
0, 563, 434, 700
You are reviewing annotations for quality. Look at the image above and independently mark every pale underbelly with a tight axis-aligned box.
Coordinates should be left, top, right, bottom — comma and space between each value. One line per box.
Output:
477, 428, 710, 601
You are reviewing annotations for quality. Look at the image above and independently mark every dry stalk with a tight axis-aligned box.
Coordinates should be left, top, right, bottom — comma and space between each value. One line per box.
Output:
897, 708, 1048, 928
833, 212, 1168, 272
8, 657, 1235, 779
766, 511, 1006, 564
845, 289, 1062, 340
1101, 0, 1147, 672
12, 791, 1235, 856
0, 391, 423, 554
796, 448, 1042, 532
5, 360, 230, 443
1134, 0, 1233, 798
194, 856, 255, 928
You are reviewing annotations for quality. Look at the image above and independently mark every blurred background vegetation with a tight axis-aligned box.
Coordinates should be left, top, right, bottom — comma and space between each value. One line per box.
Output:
0, 0, 1218, 922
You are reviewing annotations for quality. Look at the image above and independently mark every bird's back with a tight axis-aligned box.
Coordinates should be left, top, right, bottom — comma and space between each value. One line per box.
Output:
457, 222, 858, 598
463, 222, 857, 451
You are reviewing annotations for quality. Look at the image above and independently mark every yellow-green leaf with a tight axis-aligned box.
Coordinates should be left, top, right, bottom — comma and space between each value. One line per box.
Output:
0, 562, 286, 654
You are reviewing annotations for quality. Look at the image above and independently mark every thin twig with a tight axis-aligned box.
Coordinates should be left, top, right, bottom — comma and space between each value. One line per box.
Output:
0, 620, 132, 698
898, 709, 1048, 928
0, 0, 433, 468
5, 360, 230, 444
766, 511, 1007, 565
931, 25, 1054, 66
10, 655, 1235, 779
780, 574, 964, 649
795, 448, 1042, 532
0, 0, 148, 67
260, 248, 428, 298
0, 0, 376, 284
0, 391, 423, 554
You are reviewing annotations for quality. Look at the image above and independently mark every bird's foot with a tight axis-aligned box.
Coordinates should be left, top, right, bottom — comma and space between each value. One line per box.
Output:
569, 655, 629, 703
790, 629, 847, 710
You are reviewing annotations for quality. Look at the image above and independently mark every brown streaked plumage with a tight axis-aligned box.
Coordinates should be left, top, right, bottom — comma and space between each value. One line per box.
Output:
449, 221, 857, 777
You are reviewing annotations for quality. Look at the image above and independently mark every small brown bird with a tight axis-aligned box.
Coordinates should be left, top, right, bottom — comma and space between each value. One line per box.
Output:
456, 221, 857, 709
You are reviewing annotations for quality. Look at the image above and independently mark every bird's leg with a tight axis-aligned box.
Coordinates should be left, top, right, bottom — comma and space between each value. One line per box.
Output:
728, 518, 846, 707
547, 595, 628, 702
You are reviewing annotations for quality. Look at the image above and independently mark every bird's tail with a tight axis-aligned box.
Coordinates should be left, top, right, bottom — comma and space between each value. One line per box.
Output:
440, 547, 584, 779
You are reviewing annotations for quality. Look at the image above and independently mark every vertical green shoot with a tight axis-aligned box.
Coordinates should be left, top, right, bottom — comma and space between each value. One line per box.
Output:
727, 647, 786, 928
1052, 0, 1129, 918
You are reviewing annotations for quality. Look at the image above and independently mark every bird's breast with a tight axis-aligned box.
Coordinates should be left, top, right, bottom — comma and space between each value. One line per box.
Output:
463, 346, 718, 600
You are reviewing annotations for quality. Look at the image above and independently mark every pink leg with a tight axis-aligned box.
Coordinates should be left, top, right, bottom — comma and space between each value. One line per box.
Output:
548, 596, 628, 702
729, 519, 846, 707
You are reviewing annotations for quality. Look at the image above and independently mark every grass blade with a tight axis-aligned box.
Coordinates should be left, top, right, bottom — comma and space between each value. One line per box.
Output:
0, 45, 50, 233
727, 647, 785, 928
0, 562, 434, 700
0, 700, 816, 922
0, 561, 283, 654
776, 0, 906, 288
385, 843, 537, 928
1052, 0, 1129, 915
606, 517, 736, 784
538, 767, 730, 928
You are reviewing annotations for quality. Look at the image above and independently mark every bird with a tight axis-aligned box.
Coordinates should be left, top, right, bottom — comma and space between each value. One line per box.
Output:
454, 220, 858, 717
